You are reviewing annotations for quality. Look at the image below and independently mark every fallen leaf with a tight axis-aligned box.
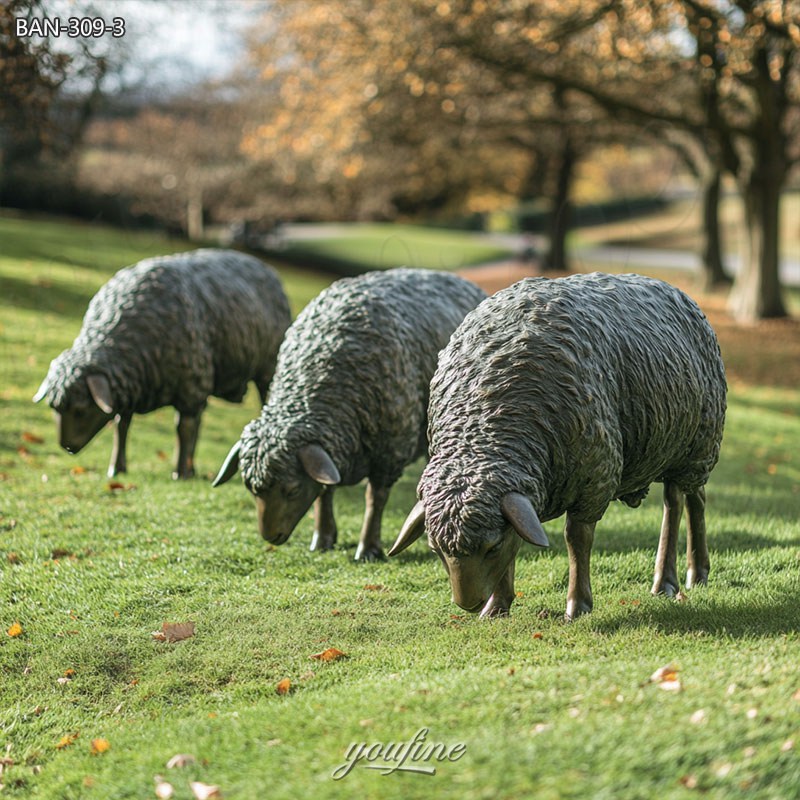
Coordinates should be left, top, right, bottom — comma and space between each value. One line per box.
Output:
51, 548, 73, 559
275, 678, 292, 695
90, 738, 110, 755
7, 622, 22, 638
155, 779, 175, 799
107, 481, 136, 492
166, 753, 196, 769
7, 553, 20, 564
152, 622, 195, 643
532, 632, 543, 640
70, 466, 87, 476
190, 782, 222, 800
156, 450, 168, 461
644, 663, 682, 691
363, 584, 386, 592
690, 709, 707, 725
63, 668, 76, 678
17, 446, 31, 458
679, 774, 698, 789
310, 647, 347, 662
21, 431, 44, 444
55, 732, 79, 750
331, 609, 341, 616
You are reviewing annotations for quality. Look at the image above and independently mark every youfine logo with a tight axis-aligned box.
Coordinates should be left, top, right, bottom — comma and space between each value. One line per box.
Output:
331, 727, 467, 780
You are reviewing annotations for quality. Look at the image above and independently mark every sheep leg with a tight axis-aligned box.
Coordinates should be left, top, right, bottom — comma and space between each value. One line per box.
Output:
564, 515, 595, 620
685, 487, 709, 589
309, 489, 338, 551
479, 559, 516, 619
354, 481, 389, 562
173, 409, 201, 479
107, 413, 132, 477
651, 480, 683, 597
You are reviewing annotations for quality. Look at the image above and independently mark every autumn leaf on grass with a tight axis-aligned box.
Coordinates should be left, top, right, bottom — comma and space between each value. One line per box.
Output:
644, 662, 682, 691
107, 481, 136, 492
55, 732, 79, 750
190, 782, 222, 800
7, 622, 23, 638
310, 647, 347, 662
70, 465, 87, 476
21, 431, 44, 444
166, 753, 197, 769
152, 622, 195, 643
155, 778, 175, 800
363, 584, 386, 592
90, 738, 110, 755
275, 678, 292, 695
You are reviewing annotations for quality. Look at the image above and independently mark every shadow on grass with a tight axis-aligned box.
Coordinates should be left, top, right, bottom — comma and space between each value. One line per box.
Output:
0, 274, 93, 318
596, 594, 800, 637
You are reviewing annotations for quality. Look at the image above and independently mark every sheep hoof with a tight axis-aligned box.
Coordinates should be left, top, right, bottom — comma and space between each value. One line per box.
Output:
309, 531, 336, 552
172, 468, 195, 480
354, 544, 385, 563
564, 599, 592, 621
651, 579, 680, 598
685, 569, 708, 589
479, 598, 511, 619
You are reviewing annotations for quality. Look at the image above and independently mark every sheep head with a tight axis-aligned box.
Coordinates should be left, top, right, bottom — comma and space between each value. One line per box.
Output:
390, 492, 549, 613
214, 437, 340, 545
34, 370, 114, 454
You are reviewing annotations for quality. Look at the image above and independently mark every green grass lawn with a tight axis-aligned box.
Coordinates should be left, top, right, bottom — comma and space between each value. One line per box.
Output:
2, 214, 800, 799
274, 222, 513, 272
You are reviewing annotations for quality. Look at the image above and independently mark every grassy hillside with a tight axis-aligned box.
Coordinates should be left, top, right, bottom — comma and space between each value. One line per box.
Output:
1, 213, 799, 799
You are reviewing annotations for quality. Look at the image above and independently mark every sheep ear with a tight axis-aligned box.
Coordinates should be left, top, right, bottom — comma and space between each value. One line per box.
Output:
501, 492, 549, 548
212, 441, 241, 487
86, 374, 114, 414
388, 501, 426, 556
298, 444, 340, 485
32, 377, 50, 403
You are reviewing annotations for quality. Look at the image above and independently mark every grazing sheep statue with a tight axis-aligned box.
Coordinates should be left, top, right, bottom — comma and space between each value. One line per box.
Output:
212, 268, 487, 562
33, 249, 291, 479
389, 273, 726, 620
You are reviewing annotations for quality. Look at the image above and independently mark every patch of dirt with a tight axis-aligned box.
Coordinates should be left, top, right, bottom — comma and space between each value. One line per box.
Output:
458, 260, 800, 389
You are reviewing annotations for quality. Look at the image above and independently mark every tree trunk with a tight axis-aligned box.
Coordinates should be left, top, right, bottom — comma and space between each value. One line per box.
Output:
728, 166, 786, 321
699, 167, 730, 289
543, 134, 575, 273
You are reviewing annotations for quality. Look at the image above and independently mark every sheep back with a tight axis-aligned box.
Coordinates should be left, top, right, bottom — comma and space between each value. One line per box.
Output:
43, 249, 290, 414
240, 268, 487, 490
421, 272, 726, 554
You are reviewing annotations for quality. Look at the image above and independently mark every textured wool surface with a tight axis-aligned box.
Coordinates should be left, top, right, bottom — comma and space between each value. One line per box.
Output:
42, 249, 290, 415
419, 272, 727, 556
238, 268, 487, 492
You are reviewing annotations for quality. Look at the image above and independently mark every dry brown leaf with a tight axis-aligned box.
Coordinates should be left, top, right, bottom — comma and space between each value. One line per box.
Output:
107, 481, 136, 492
90, 738, 110, 755
275, 678, 292, 695
21, 432, 44, 444
166, 753, 196, 769
70, 466, 87, 476
63, 668, 76, 678
644, 663, 682, 691
532, 632, 543, 640
55, 732, 79, 750
7, 622, 22, 638
51, 548, 73, 559
679, 774, 698, 789
152, 622, 195, 643
6, 553, 20, 565
156, 450, 169, 461
190, 782, 222, 800
310, 647, 347, 662
155, 779, 175, 799
363, 584, 386, 592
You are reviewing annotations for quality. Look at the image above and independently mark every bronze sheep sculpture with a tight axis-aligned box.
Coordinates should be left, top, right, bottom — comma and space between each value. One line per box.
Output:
213, 268, 487, 561
34, 249, 290, 479
390, 272, 726, 620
